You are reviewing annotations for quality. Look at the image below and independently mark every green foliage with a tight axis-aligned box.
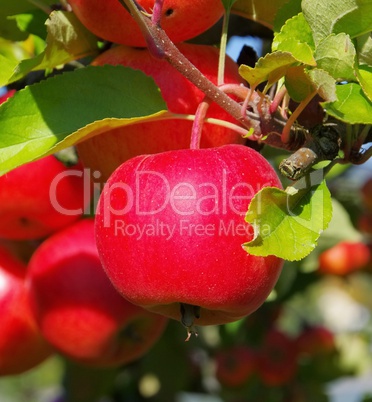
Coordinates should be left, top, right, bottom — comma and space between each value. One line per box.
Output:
1, 11, 99, 86
0, 65, 167, 174
244, 173, 332, 261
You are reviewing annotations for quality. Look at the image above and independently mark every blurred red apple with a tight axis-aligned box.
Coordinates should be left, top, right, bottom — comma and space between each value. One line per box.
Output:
256, 329, 298, 386
67, 0, 224, 47
296, 326, 335, 357
27, 218, 168, 367
318, 241, 370, 276
215, 346, 257, 387
0, 155, 90, 240
0, 245, 52, 375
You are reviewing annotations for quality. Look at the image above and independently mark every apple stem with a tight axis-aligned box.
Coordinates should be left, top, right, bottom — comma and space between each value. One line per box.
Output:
119, 0, 310, 152
180, 303, 200, 341
151, 0, 165, 26
189, 97, 212, 150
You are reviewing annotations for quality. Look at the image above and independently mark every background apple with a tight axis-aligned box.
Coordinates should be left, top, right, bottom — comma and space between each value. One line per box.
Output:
95, 144, 283, 334
256, 329, 298, 387
27, 218, 168, 367
76, 42, 245, 182
0, 245, 52, 376
215, 346, 257, 388
296, 326, 335, 357
318, 241, 370, 276
67, 0, 224, 47
0, 155, 90, 240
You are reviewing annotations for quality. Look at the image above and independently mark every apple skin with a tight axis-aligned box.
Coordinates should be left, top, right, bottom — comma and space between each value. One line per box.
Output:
27, 218, 168, 367
0, 245, 52, 376
0, 155, 90, 240
76, 43, 245, 182
215, 346, 257, 388
67, 0, 224, 48
95, 144, 284, 328
318, 241, 370, 276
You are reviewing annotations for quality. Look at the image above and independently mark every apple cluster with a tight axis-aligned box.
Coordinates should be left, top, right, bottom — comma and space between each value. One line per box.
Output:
0, 0, 285, 378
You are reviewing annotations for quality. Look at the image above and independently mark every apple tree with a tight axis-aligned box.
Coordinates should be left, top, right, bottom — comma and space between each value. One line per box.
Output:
0, 0, 372, 401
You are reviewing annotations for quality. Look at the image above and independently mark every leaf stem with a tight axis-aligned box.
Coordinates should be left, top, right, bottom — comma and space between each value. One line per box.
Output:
27, 0, 51, 14
217, 8, 231, 86
281, 91, 316, 143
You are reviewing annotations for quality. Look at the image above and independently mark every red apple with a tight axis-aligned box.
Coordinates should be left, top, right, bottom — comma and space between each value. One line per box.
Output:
256, 329, 298, 386
27, 218, 168, 367
67, 0, 224, 48
215, 346, 257, 388
0, 245, 52, 375
95, 144, 283, 336
296, 326, 335, 357
76, 42, 245, 182
0, 155, 90, 240
0, 89, 16, 104
318, 241, 370, 276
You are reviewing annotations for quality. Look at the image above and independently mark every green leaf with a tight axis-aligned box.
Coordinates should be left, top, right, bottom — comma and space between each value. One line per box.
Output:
322, 83, 372, 124
0, 0, 54, 40
10, 9, 48, 39
356, 33, 372, 66
239, 51, 298, 90
272, 13, 316, 65
0, 54, 18, 84
273, 0, 303, 32
356, 65, 372, 102
302, 0, 371, 45
285, 66, 315, 102
231, 0, 290, 29
3, 11, 98, 86
243, 171, 332, 261
314, 33, 356, 82
332, 0, 372, 39
0, 65, 167, 175
306, 68, 337, 102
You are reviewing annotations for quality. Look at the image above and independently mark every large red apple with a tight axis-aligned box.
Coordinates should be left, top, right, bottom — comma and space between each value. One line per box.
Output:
0, 245, 52, 375
27, 218, 168, 367
0, 155, 90, 240
76, 43, 245, 182
67, 0, 224, 47
95, 144, 284, 336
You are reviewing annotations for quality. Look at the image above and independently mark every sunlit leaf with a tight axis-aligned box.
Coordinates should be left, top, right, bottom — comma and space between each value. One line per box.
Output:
239, 51, 298, 89
307, 68, 337, 102
243, 171, 332, 261
314, 33, 356, 82
356, 65, 372, 102
0, 65, 167, 175
272, 13, 316, 65
322, 83, 372, 124
302, 0, 372, 45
